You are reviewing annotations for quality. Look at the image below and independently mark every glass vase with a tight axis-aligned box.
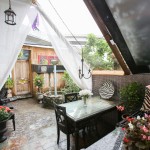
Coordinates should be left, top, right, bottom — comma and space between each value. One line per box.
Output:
83, 97, 87, 106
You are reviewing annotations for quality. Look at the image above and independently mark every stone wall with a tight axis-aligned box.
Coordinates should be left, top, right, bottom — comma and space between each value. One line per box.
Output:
92, 73, 150, 100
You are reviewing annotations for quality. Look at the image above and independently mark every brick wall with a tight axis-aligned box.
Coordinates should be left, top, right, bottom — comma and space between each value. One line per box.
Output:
92, 73, 150, 100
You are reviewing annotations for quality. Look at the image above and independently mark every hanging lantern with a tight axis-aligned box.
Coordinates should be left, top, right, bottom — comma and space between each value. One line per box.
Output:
4, 0, 16, 25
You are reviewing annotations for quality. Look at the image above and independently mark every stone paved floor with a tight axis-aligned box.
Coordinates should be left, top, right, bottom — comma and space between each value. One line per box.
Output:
0, 98, 75, 150
0, 98, 116, 150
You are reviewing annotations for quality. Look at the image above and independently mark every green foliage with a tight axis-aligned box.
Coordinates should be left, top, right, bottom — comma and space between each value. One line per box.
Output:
120, 82, 145, 114
5, 77, 14, 89
18, 50, 23, 59
61, 71, 80, 94
33, 74, 44, 92
83, 34, 120, 70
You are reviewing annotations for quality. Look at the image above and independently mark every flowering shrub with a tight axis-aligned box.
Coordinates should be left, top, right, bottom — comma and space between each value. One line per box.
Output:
79, 89, 93, 99
33, 75, 44, 92
122, 114, 150, 149
0, 106, 11, 122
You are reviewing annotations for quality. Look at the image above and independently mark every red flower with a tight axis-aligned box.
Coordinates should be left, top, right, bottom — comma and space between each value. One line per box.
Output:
126, 117, 134, 122
123, 137, 130, 143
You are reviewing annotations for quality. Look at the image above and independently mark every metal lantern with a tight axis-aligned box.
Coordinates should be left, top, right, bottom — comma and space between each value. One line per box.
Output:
4, 0, 16, 25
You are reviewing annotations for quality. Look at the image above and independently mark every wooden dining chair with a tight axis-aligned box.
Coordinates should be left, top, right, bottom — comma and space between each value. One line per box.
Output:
64, 92, 79, 103
53, 102, 75, 150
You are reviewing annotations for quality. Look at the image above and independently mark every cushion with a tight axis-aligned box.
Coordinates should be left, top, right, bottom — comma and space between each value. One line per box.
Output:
99, 81, 115, 99
141, 85, 150, 112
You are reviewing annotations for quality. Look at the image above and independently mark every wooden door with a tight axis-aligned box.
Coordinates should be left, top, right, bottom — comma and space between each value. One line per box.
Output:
13, 49, 31, 96
13, 60, 31, 95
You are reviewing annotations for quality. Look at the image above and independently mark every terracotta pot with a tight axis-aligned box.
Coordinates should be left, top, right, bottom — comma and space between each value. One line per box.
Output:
0, 119, 8, 143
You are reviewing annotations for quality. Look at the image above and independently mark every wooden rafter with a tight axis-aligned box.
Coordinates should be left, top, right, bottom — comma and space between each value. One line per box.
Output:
84, 0, 150, 74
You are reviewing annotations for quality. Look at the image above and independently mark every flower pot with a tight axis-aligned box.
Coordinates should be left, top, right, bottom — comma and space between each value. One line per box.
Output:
7, 89, 12, 98
0, 119, 8, 143
36, 93, 43, 103
122, 114, 129, 120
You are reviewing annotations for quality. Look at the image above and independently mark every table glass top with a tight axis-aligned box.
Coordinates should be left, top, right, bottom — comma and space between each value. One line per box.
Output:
60, 97, 118, 121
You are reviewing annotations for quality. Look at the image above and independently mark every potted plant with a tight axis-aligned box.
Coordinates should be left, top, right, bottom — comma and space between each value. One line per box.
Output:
5, 76, 14, 98
33, 74, 44, 102
0, 106, 12, 142
119, 82, 145, 115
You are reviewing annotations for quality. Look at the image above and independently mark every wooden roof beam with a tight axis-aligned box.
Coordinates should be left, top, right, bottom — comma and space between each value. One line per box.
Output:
83, 0, 132, 75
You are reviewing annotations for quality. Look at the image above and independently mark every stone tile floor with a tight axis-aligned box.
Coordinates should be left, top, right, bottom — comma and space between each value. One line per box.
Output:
0, 98, 75, 150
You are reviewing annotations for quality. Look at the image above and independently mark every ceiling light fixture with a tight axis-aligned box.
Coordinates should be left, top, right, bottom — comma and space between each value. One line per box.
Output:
48, 0, 91, 79
78, 48, 91, 79
4, 0, 16, 25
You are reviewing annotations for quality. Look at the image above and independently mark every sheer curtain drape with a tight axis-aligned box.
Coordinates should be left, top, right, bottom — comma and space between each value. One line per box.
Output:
0, 0, 36, 89
36, 0, 92, 90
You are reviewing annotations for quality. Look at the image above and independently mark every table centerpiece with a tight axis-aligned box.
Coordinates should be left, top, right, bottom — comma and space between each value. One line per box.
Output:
79, 89, 93, 106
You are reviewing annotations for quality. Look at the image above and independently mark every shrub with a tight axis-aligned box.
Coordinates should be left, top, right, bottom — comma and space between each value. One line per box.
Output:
119, 82, 145, 114
61, 71, 80, 94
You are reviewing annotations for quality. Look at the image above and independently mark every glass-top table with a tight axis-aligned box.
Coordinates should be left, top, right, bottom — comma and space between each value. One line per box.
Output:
59, 97, 120, 150
60, 96, 119, 121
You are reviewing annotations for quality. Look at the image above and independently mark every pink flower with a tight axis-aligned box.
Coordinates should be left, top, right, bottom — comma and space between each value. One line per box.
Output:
122, 127, 126, 131
141, 126, 149, 133
148, 136, 150, 141
116, 105, 124, 111
141, 134, 147, 140
144, 113, 150, 119
38, 80, 41, 83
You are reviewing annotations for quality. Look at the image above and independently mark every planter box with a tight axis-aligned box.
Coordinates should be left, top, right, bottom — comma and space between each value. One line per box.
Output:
32, 64, 65, 73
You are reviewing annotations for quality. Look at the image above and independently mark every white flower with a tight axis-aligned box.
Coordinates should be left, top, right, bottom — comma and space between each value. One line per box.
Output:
137, 116, 141, 120
79, 89, 93, 98
128, 122, 134, 130
142, 117, 145, 120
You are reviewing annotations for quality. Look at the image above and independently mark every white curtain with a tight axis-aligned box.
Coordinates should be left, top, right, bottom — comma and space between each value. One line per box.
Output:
0, 0, 37, 89
36, 0, 92, 90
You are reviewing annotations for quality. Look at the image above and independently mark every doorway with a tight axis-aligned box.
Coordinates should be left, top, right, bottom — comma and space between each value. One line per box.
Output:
13, 50, 31, 95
